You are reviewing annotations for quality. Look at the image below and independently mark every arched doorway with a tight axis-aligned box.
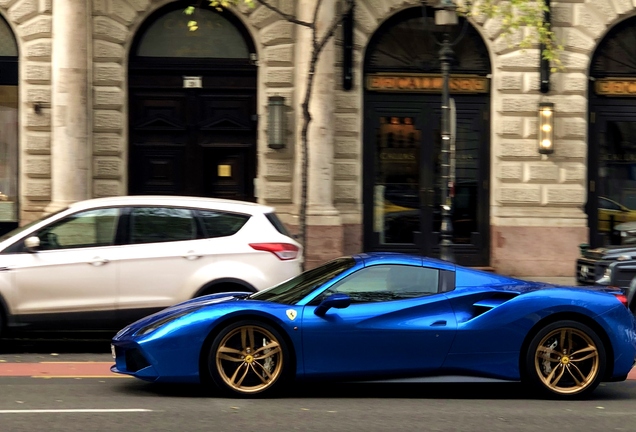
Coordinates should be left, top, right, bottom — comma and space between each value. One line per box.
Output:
0, 15, 19, 235
588, 16, 636, 247
362, 8, 491, 266
128, 4, 258, 200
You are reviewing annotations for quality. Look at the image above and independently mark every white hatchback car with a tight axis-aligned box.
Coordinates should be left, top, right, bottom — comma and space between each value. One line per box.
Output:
0, 196, 302, 335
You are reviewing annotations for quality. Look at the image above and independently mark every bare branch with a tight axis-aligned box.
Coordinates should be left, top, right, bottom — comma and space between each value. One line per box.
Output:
312, 0, 324, 47
253, 0, 312, 27
314, 0, 354, 56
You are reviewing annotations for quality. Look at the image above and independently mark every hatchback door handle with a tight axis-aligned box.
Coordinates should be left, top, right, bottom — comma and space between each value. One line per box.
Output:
183, 251, 201, 261
89, 257, 109, 266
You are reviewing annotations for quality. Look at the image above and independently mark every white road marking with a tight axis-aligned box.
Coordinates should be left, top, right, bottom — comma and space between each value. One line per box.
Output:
0, 409, 153, 414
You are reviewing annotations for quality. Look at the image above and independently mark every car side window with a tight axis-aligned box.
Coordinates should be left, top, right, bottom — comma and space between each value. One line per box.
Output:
320, 264, 440, 303
599, 198, 620, 211
197, 210, 249, 238
129, 207, 195, 244
34, 208, 119, 251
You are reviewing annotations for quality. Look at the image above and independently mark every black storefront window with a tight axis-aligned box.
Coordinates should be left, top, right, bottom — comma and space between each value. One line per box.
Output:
589, 16, 636, 247
363, 7, 491, 267
0, 15, 19, 235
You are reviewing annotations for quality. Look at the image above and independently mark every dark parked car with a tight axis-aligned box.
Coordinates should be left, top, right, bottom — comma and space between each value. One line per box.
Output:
575, 245, 636, 285
592, 258, 636, 313
576, 246, 636, 312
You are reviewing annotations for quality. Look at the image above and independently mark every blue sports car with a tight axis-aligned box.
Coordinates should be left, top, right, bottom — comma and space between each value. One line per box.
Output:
111, 253, 636, 399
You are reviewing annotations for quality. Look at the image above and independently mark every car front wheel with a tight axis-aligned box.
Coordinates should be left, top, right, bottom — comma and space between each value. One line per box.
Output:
525, 320, 606, 399
207, 320, 289, 397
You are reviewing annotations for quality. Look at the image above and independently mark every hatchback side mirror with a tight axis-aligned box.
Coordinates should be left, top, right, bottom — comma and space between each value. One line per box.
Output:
314, 293, 351, 317
24, 236, 40, 253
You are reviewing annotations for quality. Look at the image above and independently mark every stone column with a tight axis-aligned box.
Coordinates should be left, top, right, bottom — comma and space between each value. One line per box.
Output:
294, 0, 343, 268
48, 0, 90, 211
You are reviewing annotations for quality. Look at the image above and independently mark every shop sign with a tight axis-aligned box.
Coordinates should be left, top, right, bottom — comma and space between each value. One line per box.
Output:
595, 78, 636, 96
366, 74, 489, 94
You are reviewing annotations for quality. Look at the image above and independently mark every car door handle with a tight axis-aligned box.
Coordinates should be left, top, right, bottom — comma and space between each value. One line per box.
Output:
183, 251, 201, 261
88, 257, 109, 266
430, 320, 447, 326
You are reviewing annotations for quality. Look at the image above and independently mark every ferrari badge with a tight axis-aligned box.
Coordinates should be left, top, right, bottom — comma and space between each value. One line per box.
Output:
286, 309, 297, 321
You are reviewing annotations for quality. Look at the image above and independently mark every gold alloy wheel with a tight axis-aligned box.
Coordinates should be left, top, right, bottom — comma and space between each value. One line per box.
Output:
215, 324, 283, 394
534, 327, 600, 395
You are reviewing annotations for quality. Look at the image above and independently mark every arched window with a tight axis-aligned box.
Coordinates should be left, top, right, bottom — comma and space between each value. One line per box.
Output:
136, 8, 250, 59
0, 15, 17, 57
0, 14, 18, 231
365, 8, 491, 75
591, 16, 636, 78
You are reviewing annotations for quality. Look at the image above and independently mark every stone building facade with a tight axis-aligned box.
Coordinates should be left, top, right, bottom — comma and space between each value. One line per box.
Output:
0, 0, 634, 275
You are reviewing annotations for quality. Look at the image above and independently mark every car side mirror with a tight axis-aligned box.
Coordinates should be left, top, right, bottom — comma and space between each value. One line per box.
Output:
314, 293, 351, 317
24, 236, 40, 253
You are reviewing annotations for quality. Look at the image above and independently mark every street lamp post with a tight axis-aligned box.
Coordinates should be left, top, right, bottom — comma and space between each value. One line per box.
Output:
434, 0, 458, 263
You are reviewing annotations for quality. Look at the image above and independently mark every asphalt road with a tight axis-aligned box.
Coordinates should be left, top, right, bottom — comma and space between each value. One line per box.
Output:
0, 339, 635, 432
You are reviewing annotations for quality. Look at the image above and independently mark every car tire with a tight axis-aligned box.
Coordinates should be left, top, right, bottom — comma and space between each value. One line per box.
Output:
207, 320, 290, 397
524, 320, 606, 399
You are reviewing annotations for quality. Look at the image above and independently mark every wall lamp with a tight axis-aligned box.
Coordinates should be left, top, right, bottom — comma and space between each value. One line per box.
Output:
434, 0, 459, 26
268, 96, 286, 150
538, 102, 555, 155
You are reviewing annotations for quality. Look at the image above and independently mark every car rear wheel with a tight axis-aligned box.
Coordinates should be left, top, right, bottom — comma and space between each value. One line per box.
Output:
525, 320, 606, 399
208, 320, 289, 397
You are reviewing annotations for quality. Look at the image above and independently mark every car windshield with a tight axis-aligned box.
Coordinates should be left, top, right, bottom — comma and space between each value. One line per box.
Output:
249, 257, 356, 305
0, 207, 69, 243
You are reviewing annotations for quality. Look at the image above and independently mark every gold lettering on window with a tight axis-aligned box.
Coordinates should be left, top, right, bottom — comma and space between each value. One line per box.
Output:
366, 74, 489, 94
595, 79, 636, 96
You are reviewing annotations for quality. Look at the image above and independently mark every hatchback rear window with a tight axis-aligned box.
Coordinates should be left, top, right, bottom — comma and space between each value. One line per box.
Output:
198, 210, 250, 238
265, 212, 292, 238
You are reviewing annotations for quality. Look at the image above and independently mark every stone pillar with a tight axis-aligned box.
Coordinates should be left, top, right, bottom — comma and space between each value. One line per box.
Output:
294, 0, 343, 268
48, 0, 90, 211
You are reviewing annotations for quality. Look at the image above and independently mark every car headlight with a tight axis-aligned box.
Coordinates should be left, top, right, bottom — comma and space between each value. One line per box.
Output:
596, 268, 612, 285
136, 309, 193, 337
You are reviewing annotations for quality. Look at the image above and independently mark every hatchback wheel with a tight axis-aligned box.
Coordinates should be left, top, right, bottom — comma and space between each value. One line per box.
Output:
208, 320, 289, 397
525, 320, 605, 398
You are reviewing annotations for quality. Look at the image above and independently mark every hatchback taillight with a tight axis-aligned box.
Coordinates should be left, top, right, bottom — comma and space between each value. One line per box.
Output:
249, 243, 300, 260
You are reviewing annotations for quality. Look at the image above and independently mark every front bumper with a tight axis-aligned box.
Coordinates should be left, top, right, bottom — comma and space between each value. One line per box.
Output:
111, 342, 160, 382
576, 257, 607, 285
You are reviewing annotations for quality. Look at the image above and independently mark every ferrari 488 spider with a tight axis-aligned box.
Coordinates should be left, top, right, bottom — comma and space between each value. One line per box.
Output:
111, 253, 636, 399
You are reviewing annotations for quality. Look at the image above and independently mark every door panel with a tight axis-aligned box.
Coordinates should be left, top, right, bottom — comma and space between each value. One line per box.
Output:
10, 207, 121, 329
116, 240, 213, 315
204, 148, 249, 200
364, 95, 490, 266
116, 207, 213, 324
11, 247, 118, 329
301, 296, 457, 378
129, 88, 256, 200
